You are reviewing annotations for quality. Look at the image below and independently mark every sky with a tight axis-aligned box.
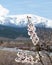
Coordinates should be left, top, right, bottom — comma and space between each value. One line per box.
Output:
0, 0, 52, 19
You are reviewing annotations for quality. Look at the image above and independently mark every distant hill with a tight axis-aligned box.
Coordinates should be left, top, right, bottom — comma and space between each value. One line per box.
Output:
0, 24, 52, 44
0, 25, 28, 39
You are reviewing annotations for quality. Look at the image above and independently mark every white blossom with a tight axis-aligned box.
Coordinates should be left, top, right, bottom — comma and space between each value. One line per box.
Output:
15, 52, 35, 65
27, 16, 39, 46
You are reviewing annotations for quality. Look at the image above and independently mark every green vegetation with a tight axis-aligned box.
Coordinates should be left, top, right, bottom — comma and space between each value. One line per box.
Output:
0, 25, 28, 39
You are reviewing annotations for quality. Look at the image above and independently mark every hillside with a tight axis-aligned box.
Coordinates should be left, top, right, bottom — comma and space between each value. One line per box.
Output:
0, 26, 52, 48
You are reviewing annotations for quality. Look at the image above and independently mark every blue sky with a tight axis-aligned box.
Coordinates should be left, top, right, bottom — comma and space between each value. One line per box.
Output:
0, 0, 52, 19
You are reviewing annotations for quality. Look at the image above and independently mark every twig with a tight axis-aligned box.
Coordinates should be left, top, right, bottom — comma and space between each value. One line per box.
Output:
37, 51, 44, 65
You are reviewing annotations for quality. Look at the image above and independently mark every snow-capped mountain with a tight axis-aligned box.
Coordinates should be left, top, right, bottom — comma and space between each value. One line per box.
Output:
0, 14, 52, 28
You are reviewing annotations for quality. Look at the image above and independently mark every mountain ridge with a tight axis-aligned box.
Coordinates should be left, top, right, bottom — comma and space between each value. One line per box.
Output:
0, 14, 52, 28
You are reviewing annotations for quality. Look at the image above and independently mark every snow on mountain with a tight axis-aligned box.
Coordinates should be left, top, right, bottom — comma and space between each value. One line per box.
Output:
0, 14, 52, 28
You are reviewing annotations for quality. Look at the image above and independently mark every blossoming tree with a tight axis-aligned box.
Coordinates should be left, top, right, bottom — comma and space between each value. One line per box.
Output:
15, 16, 52, 65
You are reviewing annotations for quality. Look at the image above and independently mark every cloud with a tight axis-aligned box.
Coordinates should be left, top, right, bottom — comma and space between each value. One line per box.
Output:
0, 5, 9, 16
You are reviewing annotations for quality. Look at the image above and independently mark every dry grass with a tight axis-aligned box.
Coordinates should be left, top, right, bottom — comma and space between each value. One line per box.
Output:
0, 39, 34, 48
0, 50, 17, 65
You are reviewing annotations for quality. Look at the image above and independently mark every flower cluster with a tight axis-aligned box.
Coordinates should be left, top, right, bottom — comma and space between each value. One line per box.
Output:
15, 52, 34, 65
27, 16, 39, 46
